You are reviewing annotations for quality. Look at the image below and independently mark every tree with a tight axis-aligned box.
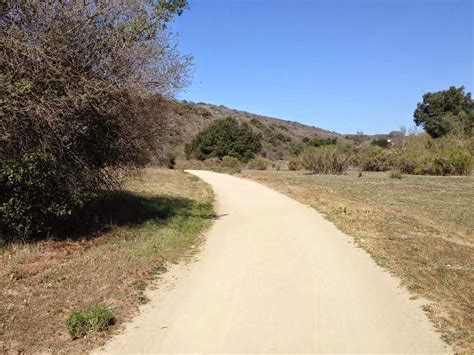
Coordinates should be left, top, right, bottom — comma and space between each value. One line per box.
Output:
414, 86, 473, 138
0, 1, 190, 240
185, 118, 262, 162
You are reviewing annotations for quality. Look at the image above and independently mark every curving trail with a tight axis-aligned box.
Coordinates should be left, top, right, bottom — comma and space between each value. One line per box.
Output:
99, 170, 449, 354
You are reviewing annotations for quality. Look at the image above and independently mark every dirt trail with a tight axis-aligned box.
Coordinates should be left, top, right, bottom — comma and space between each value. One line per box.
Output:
99, 170, 449, 353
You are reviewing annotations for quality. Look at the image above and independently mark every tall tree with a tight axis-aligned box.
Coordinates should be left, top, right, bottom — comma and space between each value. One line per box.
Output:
414, 86, 473, 138
0, 1, 191, 239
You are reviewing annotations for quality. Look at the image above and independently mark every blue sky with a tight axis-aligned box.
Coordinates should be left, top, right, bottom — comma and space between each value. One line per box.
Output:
172, 0, 473, 134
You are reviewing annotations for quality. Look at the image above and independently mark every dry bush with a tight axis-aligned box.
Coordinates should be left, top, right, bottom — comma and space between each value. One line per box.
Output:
175, 159, 205, 170
288, 157, 303, 171
248, 157, 270, 170
300, 146, 348, 174
271, 160, 288, 171
0, 1, 190, 241
221, 156, 241, 169
203, 157, 222, 169
398, 134, 472, 176
353, 134, 472, 176
358, 145, 398, 172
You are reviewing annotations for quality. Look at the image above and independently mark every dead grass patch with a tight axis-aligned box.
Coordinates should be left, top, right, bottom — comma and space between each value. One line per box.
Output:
239, 170, 474, 353
0, 169, 214, 353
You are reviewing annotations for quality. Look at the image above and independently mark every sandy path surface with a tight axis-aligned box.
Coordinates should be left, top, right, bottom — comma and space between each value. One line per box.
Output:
99, 170, 449, 354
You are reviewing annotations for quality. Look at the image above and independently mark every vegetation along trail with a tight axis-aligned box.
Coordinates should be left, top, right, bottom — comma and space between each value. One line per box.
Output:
100, 171, 449, 353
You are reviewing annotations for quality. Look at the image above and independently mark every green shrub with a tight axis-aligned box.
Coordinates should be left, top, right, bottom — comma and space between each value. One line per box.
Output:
291, 142, 305, 155
249, 118, 265, 129
247, 157, 270, 170
275, 133, 292, 143
371, 138, 391, 148
307, 136, 338, 147
0, 151, 89, 240
300, 146, 348, 175
221, 156, 241, 169
398, 134, 472, 175
66, 311, 89, 339
359, 146, 398, 172
288, 157, 302, 171
185, 117, 262, 162
66, 306, 114, 339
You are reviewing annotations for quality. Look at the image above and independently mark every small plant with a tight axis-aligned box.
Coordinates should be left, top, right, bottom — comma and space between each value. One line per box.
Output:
149, 265, 168, 276
131, 279, 147, 291
66, 305, 114, 339
408, 283, 423, 291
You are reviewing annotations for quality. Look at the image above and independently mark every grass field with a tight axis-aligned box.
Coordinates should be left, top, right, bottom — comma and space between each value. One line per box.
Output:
239, 170, 474, 353
0, 169, 214, 353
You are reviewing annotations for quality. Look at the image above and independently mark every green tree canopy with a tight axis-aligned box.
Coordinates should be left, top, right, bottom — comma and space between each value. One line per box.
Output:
185, 118, 262, 162
414, 86, 473, 138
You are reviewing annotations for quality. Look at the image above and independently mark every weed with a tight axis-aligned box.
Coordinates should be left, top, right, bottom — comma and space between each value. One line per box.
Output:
188, 175, 199, 182
149, 265, 168, 276
131, 280, 147, 291
66, 306, 114, 339
137, 293, 149, 304
408, 283, 423, 291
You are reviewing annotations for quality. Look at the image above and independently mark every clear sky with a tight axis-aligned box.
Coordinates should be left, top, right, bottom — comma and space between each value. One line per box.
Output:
172, 0, 473, 134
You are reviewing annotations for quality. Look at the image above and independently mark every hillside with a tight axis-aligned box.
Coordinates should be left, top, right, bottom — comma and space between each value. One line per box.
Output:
167, 100, 343, 160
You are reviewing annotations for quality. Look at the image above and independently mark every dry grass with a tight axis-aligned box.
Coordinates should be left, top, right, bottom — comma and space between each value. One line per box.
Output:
0, 169, 214, 353
239, 170, 474, 353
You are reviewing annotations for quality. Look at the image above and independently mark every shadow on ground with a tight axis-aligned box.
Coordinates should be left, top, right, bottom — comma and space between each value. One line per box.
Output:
53, 191, 215, 240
